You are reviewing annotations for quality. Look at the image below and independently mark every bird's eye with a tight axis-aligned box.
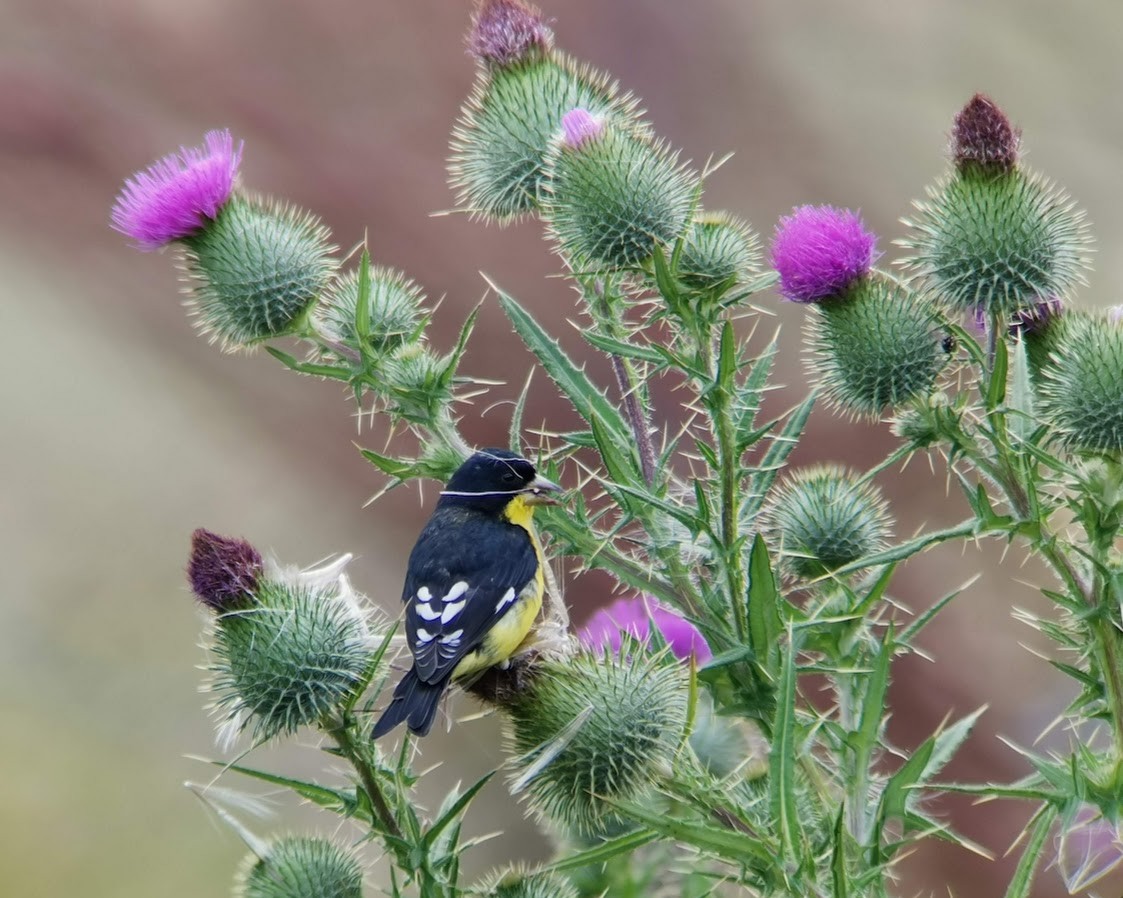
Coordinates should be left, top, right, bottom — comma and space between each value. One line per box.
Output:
501, 470, 519, 485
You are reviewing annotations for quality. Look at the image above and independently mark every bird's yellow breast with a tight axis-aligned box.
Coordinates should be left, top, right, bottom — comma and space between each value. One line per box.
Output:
451, 495, 545, 680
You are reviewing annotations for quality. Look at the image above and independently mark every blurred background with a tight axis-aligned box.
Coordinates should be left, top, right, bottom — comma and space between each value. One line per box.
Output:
3, 0, 1121, 895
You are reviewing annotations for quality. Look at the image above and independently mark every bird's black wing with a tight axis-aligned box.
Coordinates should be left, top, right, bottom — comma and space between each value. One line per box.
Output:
401, 508, 539, 685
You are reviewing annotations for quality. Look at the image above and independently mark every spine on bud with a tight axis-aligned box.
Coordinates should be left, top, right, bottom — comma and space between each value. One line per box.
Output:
236, 836, 363, 898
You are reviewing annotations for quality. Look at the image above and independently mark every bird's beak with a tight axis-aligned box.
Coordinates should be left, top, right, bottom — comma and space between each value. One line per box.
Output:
523, 474, 564, 506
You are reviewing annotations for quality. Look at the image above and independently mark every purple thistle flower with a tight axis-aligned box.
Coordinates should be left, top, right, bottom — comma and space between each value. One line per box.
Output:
952, 93, 1020, 173
468, 0, 553, 67
187, 528, 263, 612
579, 596, 711, 664
972, 296, 1063, 336
111, 129, 242, 250
560, 108, 605, 150
770, 205, 878, 303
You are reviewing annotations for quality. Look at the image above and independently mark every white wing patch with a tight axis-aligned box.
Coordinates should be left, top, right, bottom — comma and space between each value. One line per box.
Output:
439, 629, 464, 645
495, 587, 517, 613
416, 627, 434, 644
415, 601, 441, 621
418, 586, 432, 601
440, 599, 466, 623
444, 581, 469, 602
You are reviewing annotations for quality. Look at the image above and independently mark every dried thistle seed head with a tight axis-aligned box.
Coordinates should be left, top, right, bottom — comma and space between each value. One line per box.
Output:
180, 195, 337, 350
208, 560, 375, 743
542, 113, 697, 272
807, 277, 952, 419
1041, 312, 1123, 454
771, 205, 878, 304
677, 212, 762, 291
952, 93, 1021, 173
449, 53, 642, 223
765, 466, 892, 579
236, 836, 363, 898
505, 650, 687, 835
900, 165, 1092, 317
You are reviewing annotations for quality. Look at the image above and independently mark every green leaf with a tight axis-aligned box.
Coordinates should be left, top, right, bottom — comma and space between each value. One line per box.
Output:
878, 738, 935, 825
207, 761, 365, 821
924, 706, 986, 784
744, 393, 816, 519
343, 621, 398, 712
770, 626, 804, 860
543, 827, 661, 873
899, 577, 976, 645
590, 415, 643, 513
439, 301, 483, 390
747, 534, 782, 677
734, 337, 778, 449
832, 808, 849, 898
651, 243, 686, 317
1008, 336, 1036, 445
851, 631, 892, 778
354, 249, 373, 358
824, 519, 978, 579
609, 798, 775, 868
265, 346, 352, 382
583, 331, 666, 365
496, 285, 631, 445
509, 369, 534, 453
1003, 804, 1058, 898
422, 771, 495, 849
986, 335, 1009, 411
359, 448, 417, 480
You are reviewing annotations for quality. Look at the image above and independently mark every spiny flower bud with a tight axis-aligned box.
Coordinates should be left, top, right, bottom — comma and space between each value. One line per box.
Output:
382, 342, 453, 425
449, 47, 641, 223
890, 391, 962, 450
208, 556, 376, 743
111, 129, 242, 250
765, 466, 892, 579
900, 101, 1091, 317
468, 0, 553, 68
481, 865, 579, 898
315, 265, 427, 358
578, 595, 711, 664
677, 212, 762, 292
952, 93, 1020, 173
187, 528, 263, 612
182, 195, 337, 350
808, 277, 952, 418
236, 836, 363, 898
771, 205, 878, 303
1041, 312, 1123, 454
506, 651, 687, 834
543, 111, 697, 271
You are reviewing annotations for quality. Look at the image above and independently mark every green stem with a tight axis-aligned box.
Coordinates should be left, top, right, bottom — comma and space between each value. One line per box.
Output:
710, 341, 748, 642
323, 714, 405, 847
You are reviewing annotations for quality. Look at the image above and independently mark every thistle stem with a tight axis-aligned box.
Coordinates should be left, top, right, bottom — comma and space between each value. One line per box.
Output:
324, 714, 405, 845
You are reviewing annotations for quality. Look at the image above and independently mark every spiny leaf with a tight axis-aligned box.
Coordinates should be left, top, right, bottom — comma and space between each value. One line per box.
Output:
265, 346, 352, 382
747, 534, 782, 678
770, 626, 804, 860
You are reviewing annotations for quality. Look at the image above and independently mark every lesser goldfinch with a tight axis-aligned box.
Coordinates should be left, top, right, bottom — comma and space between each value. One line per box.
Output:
371, 448, 560, 738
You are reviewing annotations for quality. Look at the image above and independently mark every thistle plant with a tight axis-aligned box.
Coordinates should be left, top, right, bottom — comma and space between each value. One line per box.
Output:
113, 2, 1123, 895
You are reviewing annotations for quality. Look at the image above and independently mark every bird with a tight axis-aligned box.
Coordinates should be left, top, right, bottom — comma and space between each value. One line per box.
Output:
371, 448, 561, 738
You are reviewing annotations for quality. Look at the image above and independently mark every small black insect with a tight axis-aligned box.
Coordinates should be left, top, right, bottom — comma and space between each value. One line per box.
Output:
941, 333, 957, 353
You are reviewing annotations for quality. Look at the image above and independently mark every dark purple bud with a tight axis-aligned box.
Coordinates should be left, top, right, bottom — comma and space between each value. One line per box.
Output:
187, 528, 263, 612
468, 0, 553, 67
952, 93, 1020, 173
1011, 296, 1063, 336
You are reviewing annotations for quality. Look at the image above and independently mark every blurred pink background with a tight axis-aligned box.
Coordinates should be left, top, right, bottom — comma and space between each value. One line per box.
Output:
3, 1, 1122, 895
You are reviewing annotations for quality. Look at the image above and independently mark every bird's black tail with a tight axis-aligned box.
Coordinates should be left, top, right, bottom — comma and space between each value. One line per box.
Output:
371, 668, 445, 739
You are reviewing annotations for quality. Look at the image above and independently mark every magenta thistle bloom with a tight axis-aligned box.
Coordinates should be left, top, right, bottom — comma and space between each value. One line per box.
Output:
111, 129, 242, 250
952, 93, 1020, 173
187, 527, 263, 612
579, 596, 711, 664
468, 0, 553, 67
972, 296, 1063, 336
560, 108, 604, 150
770, 205, 878, 303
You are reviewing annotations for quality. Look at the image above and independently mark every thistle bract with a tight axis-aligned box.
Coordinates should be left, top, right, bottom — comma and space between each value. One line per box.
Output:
506, 651, 687, 834
382, 343, 453, 425
209, 562, 374, 742
315, 265, 427, 357
449, 53, 641, 223
236, 836, 363, 898
543, 115, 696, 271
809, 277, 951, 418
677, 212, 761, 291
480, 866, 579, 898
1041, 313, 1123, 454
900, 165, 1091, 316
182, 195, 337, 350
766, 466, 892, 579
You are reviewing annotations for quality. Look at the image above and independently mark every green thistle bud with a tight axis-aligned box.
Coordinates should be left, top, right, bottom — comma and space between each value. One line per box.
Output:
209, 557, 376, 742
236, 836, 363, 898
890, 391, 962, 450
808, 277, 952, 418
901, 114, 1091, 315
382, 343, 452, 425
1041, 312, 1123, 454
766, 466, 892, 579
478, 865, 579, 898
181, 195, 337, 350
677, 212, 762, 292
449, 53, 641, 223
506, 650, 687, 834
543, 109, 697, 271
315, 266, 427, 358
